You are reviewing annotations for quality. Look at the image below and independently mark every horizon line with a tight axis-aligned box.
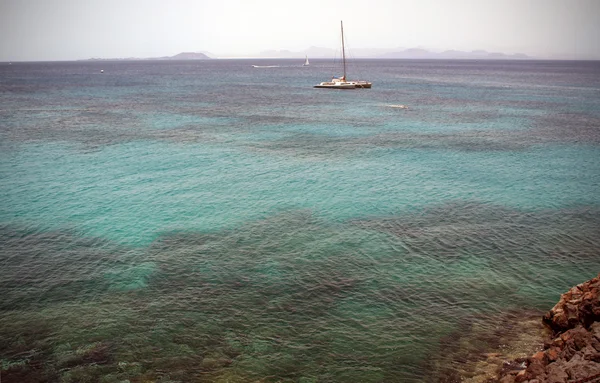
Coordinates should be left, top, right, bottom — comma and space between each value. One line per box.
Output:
3, 57, 600, 63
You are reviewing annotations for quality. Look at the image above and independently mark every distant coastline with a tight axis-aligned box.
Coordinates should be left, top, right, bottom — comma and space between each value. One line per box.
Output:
256, 46, 534, 60
78, 48, 600, 62
377, 48, 530, 60
82, 51, 211, 61
78, 48, 535, 62
4, 48, 598, 63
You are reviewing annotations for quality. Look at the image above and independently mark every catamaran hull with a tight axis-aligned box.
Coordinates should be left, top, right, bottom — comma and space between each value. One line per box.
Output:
313, 81, 372, 89
314, 84, 356, 89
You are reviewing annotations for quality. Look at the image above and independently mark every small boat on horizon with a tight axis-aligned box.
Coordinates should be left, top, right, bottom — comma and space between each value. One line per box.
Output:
314, 21, 372, 89
303, 55, 310, 66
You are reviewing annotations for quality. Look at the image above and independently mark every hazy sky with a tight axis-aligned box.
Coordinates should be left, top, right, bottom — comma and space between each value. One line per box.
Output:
1, 0, 599, 61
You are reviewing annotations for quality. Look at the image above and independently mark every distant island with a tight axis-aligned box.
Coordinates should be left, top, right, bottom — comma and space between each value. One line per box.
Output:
165, 52, 211, 60
82, 48, 539, 61
84, 52, 211, 61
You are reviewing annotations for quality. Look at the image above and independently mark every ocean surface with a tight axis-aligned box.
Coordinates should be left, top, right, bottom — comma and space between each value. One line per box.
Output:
1, 58, 599, 382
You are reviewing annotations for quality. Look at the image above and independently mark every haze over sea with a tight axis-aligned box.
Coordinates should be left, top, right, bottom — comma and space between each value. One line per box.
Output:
1, 59, 599, 382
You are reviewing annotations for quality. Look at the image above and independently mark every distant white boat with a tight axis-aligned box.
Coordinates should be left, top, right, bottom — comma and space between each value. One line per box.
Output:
303, 56, 310, 66
314, 21, 372, 89
252, 65, 280, 68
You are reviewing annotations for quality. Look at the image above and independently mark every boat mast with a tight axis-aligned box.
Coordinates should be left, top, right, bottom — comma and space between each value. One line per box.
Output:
341, 20, 346, 80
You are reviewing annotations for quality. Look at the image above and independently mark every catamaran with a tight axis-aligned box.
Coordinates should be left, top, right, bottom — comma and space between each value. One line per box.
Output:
314, 21, 372, 89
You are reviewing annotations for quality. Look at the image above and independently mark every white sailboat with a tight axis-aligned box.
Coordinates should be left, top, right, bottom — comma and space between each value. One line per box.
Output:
303, 55, 310, 66
314, 21, 372, 89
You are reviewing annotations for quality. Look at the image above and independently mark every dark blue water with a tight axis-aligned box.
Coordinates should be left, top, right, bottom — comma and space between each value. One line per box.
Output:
1, 59, 599, 382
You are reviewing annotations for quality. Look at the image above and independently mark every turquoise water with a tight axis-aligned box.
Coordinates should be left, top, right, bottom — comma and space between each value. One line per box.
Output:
1, 59, 599, 382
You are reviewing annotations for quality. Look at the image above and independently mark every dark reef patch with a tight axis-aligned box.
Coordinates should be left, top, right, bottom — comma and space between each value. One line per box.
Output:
1, 205, 598, 381
0, 225, 140, 310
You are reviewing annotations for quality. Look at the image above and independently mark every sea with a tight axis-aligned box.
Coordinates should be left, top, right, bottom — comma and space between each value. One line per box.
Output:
1, 58, 599, 382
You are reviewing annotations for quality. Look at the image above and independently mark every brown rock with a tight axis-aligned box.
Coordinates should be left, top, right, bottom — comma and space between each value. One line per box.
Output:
583, 344, 600, 361
552, 337, 565, 349
526, 359, 546, 377
543, 274, 600, 333
563, 352, 600, 379
514, 369, 528, 383
498, 275, 600, 383
582, 301, 600, 328
562, 344, 577, 361
530, 351, 547, 365
500, 360, 527, 375
560, 333, 572, 347
583, 291, 595, 300
546, 347, 560, 362
588, 353, 600, 362
545, 363, 568, 383
544, 310, 568, 333
571, 327, 592, 350
592, 322, 600, 337
581, 283, 591, 293
570, 285, 583, 296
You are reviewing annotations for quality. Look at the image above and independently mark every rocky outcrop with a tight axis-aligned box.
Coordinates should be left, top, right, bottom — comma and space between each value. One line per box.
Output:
499, 274, 600, 383
543, 279, 600, 333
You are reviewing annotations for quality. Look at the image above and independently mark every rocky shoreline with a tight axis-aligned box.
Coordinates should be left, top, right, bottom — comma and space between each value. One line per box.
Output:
498, 274, 600, 383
